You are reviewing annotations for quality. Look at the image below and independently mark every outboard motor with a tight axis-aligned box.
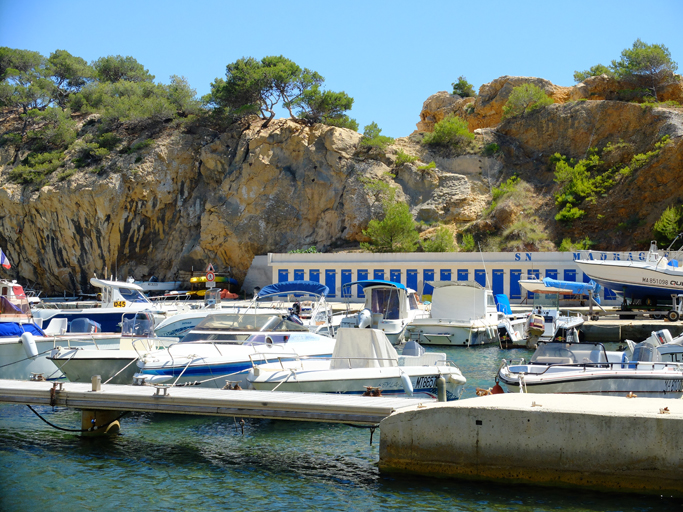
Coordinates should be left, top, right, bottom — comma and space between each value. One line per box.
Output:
287, 303, 304, 325
357, 308, 372, 329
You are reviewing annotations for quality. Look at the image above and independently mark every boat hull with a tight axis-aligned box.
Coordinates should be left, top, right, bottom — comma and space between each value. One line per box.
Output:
576, 259, 683, 301
499, 366, 683, 398
405, 320, 498, 346
48, 350, 139, 385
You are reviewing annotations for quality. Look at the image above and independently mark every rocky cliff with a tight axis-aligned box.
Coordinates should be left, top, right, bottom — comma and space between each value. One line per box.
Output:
1, 74, 682, 294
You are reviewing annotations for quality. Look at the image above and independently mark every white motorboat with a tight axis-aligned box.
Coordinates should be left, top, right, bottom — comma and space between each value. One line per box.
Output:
47, 312, 178, 385
0, 286, 121, 380
576, 241, 683, 306
131, 277, 182, 292
518, 278, 586, 347
32, 277, 179, 332
493, 293, 529, 347
133, 312, 336, 388
247, 328, 466, 400
498, 329, 683, 397
339, 280, 426, 345
154, 281, 335, 338
404, 281, 500, 346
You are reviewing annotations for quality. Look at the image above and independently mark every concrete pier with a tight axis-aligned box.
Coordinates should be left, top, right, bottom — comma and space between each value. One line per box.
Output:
379, 394, 683, 497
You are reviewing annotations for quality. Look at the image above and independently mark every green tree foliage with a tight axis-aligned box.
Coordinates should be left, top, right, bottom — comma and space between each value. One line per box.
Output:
26, 107, 77, 149
360, 121, 394, 149
165, 75, 201, 115
47, 50, 93, 107
559, 237, 594, 251
0, 47, 54, 115
421, 114, 474, 148
9, 150, 65, 184
451, 75, 476, 97
573, 64, 614, 83
93, 55, 155, 83
361, 189, 419, 253
611, 39, 679, 99
422, 226, 456, 252
395, 149, 419, 166
459, 232, 476, 252
654, 205, 681, 245
291, 84, 356, 128
502, 84, 554, 120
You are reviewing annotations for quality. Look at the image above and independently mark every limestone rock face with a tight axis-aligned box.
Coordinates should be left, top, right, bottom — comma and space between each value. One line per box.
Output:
416, 91, 475, 132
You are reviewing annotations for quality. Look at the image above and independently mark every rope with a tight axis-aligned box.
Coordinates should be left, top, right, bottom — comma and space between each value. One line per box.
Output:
0, 347, 55, 369
26, 405, 129, 433
102, 356, 140, 385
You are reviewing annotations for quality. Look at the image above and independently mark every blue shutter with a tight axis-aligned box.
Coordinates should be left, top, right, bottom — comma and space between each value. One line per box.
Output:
492, 269, 504, 295
407, 269, 418, 292
475, 269, 486, 288
309, 269, 320, 283
423, 269, 435, 296
510, 270, 522, 299
325, 270, 336, 298
457, 269, 468, 281
341, 269, 352, 298
293, 269, 304, 281
278, 269, 289, 283
374, 269, 384, 281
357, 269, 368, 298
440, 269, 452, 281
564, 269, 577, 282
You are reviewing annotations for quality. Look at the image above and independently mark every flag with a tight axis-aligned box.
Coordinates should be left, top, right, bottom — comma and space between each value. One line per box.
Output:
0, 249, 10, 269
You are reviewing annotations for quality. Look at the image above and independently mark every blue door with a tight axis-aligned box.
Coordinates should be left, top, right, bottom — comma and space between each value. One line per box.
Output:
510, 270, 522, 299
325, 270, 336, 298
423, 269, 435, 296
293, 269, 304, 281
546, 269, 558, 280
357, 269, 368, 298
278, 269, 289, 283
564, 269, 577, 282
374, 269, 384, 281
492, 269, 504, 295
475, 269, 487, 288
528, 269, 540, 300
341, 269, 352, 298
309, 269, 320, 283
457, 269, 468, 281
390, 269, 401, 284
440, 269, 451, 281
407, 269, 418, 292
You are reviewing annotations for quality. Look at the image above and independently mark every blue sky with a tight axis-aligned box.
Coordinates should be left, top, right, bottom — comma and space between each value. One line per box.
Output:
2, 0, 682, 137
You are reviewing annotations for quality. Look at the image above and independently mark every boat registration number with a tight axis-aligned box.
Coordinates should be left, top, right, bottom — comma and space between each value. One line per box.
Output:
664, 380, 683, 392
642, 277, 683, 287
113, 301, 126, 308
415, 376, 436, 389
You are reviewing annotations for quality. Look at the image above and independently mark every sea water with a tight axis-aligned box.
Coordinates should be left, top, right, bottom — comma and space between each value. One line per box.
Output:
1, 344, 680, 511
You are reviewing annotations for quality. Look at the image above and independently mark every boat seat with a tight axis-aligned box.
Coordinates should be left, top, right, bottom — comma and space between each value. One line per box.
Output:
44, 318, 67, 335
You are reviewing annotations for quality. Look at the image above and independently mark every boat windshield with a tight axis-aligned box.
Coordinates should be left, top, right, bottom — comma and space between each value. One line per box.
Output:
192, 314, 309, 332
408, 293, 420, 310
118, 287, 150, 304
530, 342, 607, 365
0, 295, 31, 316
370, 288, 400, 320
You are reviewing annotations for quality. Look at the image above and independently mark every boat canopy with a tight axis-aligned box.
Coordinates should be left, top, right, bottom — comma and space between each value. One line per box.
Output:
0, 321, 45, 337
90, 277, 144, 291
193, 313, 309, 332
494, 294, 512, 315
342, 280, 407, 291
257, 280, 329, 298
330, 328, 398, 369
542, 278, 601, 303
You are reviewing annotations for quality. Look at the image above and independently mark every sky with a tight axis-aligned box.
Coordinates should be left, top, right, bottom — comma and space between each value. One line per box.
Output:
1, 0, 682, 138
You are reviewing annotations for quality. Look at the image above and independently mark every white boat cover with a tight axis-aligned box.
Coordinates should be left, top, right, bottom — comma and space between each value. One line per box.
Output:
331, 328, 398, 369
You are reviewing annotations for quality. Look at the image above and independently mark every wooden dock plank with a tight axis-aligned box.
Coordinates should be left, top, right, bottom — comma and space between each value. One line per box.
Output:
0, 379, 424, 425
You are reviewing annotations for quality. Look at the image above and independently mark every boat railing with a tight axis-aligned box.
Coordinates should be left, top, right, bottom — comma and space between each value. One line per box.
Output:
249, 353, 403, 370
503, 358, 683, 373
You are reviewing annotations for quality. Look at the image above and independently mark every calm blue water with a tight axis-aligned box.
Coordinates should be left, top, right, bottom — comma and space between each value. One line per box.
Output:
1, 344, 681, 511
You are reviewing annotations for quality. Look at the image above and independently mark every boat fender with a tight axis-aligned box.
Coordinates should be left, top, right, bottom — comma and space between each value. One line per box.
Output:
20, 332, 39, 359
400, 372, 413, 396
491, 383, 505, 394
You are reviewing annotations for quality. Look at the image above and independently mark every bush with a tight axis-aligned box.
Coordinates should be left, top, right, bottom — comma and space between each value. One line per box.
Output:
502, 84, 554, 120
288, 246, 318, 254
96, 132, 121, 151
361, 190, 419, 253
483, 142, 500, 156
502, 219, 550, 250
451, 76, 476, 97
421, 114, 474, 148
654, 205, 681, 244
422, 226, 456, 252
558, 237, 594, 251
72, 141, 109, 168
360, 122, 394, 149
417, 161, 436, 172
395, 149, 418, 166
555, 203, 586, 222
459, 232, 476, 252
9, 150, 65, 184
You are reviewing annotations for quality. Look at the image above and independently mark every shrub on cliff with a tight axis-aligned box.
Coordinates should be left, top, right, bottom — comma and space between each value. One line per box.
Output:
422, 226, 456, 252
421, 114, 473, 148
502, 84, 554, 119
291, 84, 357, 129
451, 76, 476, 97
361, 189, 419, 253
654, 205, 682, 246
360, 122, 394, 149
93, 55, 154, 83
573, 64, 614, 83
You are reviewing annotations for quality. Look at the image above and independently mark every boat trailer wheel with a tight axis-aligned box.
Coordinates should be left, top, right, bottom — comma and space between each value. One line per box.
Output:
667, 310, 680, 322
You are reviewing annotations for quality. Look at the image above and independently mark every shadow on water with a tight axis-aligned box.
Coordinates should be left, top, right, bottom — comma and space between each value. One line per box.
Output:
1, 404, 681, 511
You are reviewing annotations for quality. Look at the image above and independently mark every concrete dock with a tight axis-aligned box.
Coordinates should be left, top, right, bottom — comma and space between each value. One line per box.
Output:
379, 393, 683, 496
0, 379, 422, 426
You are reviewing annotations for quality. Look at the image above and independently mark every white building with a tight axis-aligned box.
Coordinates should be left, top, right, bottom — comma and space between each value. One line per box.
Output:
263, 249, 656, 305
